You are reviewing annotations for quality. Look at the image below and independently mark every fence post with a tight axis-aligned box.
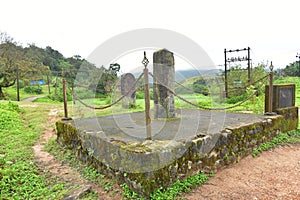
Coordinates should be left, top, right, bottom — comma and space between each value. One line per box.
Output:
62, 70, 68, 119
142, 51, 152, 140
16, 65, 20, 101
55, 72, 58, 97
266, 61, 276, 115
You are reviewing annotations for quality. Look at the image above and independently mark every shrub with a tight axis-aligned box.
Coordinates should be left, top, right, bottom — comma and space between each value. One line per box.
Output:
24, 86, 43, 94
226, 93, 247, 104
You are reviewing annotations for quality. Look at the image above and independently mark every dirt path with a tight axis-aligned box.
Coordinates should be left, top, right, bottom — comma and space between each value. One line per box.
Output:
22, 96, 44, 102
32, 108, 119, 199
183, 144, 300, 200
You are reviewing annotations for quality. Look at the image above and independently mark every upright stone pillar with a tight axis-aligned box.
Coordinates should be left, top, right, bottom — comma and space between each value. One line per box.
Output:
153, 49, 175, 118
121, 73, 136, 108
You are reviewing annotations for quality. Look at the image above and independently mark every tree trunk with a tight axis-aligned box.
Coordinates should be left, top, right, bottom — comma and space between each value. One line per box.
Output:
0, 86, 4, 99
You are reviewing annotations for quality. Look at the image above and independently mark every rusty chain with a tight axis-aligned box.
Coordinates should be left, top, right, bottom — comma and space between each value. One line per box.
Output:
70, 72, 144, 110
174, 73, 269, 95
150, 72, 269, 111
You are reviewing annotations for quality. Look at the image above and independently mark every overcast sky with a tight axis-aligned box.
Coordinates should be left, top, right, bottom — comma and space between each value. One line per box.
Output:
1, 0, 300, 72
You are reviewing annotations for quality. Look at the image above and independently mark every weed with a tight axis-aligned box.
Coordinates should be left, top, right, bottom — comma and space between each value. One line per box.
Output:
121, 183, 142, 200
252, 130, 300, 157
80, 189, 99, 200
0, 102, 67, 199
121, 172, 208, 200
81, 167, 105, 181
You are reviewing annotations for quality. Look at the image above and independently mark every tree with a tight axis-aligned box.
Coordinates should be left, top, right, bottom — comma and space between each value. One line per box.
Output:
282, 62, 299, 76
0, 32, 22, 98
0, 32, 47, 98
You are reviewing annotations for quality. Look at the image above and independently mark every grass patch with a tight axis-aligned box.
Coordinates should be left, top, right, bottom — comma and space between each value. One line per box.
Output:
0, 101, 67, 199
252, 130, 300, 157
2, 85, 48, 101
45, 138, 121, 198
121, 172, 209, 200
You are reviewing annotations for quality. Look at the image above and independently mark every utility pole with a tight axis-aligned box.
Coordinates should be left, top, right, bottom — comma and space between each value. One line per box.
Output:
224, 47, 251, 97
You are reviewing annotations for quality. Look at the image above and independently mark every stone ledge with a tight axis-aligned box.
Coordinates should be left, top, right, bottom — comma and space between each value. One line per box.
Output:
56, 107, 298, 197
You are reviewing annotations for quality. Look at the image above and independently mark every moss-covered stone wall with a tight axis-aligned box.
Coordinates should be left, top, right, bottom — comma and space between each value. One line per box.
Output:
56, 107, 298, 197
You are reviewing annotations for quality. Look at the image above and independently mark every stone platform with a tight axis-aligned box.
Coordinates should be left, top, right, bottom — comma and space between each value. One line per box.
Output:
72, 109, 267, 142
56, 107, 298, 197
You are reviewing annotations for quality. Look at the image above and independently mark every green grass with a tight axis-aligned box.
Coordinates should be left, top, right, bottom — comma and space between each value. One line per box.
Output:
252, 130, 300, 157
0, 101, 68, 199
0, 76, 299, 199
2, 85, 49, 101
45, 138, 121, 199
121, 171, 209, 200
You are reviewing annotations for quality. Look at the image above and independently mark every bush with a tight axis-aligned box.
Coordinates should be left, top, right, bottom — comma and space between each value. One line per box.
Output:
136, 90, 153, 100
48, 85, 72, 102
226, 93, 247, 104
24, 86, 43, 94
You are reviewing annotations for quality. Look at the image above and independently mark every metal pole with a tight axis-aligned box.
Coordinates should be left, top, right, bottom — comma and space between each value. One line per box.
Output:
247, 47, 251, 86
62, 71, 68, 118
142, 51, 152, 140
224, 49, 228, 98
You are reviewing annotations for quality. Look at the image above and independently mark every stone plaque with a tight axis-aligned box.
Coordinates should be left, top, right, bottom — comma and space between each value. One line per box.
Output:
153, 49, 175, 118
265, 84, 295, 112
121, 73, 136, 108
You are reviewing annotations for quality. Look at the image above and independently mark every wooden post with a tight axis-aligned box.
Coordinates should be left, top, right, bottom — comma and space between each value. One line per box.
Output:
144, 67, 152, 140
224, 49, 228, 98
268, 62, 274, 113
16, 65, 20, 101
62, 71, 68, 118
55, 72, 58, 97
247, 47, 251, 87
142, 51, 152, 140
47, 74, 51, 94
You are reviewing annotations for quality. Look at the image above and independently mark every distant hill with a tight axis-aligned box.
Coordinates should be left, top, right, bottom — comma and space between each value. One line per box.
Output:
175, 69, 222, 82
132, 69, 222, 84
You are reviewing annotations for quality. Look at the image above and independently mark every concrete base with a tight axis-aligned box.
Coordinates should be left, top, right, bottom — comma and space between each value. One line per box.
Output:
56, 107, 298, 197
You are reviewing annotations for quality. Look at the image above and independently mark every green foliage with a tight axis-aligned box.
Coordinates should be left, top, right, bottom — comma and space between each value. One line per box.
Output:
0, 33, 51, 98
252, 130, 300, 157
24, 85, 43, 94
47, 85, 72, 102
0, 102, 67, 199
80, 190, 99, 200
149, 173, 208, 200
136, 90, 154, 100
45, 138, 117, 195
121, 172, 208, 200
282, 62, 300, 76
121, 183, 142, 199
81, 166, 105, 181
192, 77, 209, 95
226, 93, 247, 104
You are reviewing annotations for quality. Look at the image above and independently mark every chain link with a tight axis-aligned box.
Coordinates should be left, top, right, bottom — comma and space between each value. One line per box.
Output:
70, 72, 144, 110
69, 70, 270, 111
150, 72, 269, 111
